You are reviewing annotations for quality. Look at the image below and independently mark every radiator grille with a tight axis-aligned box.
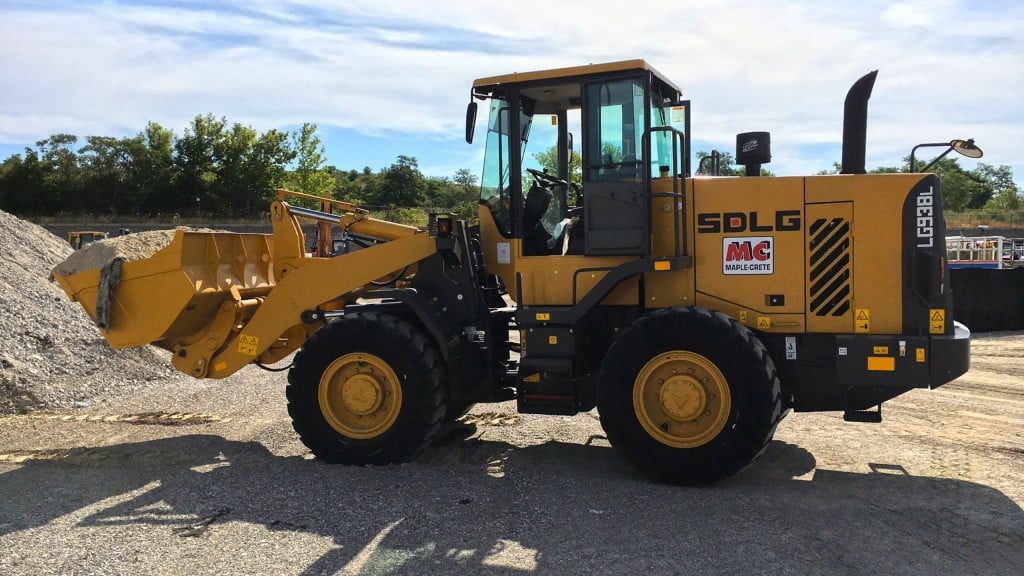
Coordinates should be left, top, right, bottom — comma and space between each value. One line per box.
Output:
808, 217, 851, 317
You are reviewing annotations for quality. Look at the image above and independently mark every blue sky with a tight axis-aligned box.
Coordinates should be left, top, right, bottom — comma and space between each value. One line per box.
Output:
1, 0, 1022, 183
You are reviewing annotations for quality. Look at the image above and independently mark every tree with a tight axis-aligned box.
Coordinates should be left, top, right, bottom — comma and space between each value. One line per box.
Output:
373, 155, 426, 207
424, 172, 477, 219
696, 150, 740, 176
248, 129, 295, 215
532, 145, 582, 186
139, 122, 176, 215
452, 168, 479, 196
174, 114, 226, 215
33, 133, 81, 213
0, 152, 44, 214
78, 135, 153, 214
290, 122, 335, 201
869, 157, 993, 211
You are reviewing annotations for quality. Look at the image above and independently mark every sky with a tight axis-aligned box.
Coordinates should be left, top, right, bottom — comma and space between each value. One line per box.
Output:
1, 0, 1022, 184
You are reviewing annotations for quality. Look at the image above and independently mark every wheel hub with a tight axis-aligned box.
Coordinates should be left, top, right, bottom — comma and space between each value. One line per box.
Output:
342, 374, 382, 415
659, 376, 706, 421
633, 350, 732, 448
318, 353, 402, 440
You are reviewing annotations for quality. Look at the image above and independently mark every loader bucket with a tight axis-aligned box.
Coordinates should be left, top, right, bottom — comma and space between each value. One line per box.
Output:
52, 229, 275, 350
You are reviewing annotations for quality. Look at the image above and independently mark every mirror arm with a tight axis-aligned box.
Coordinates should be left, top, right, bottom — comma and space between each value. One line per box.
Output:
920, 148, 955, 174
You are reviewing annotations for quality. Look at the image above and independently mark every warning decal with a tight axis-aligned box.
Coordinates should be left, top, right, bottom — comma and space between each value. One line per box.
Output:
237, 334, 259, 356
855, 309, 870, 333
723, 236, 773, 275
929, 309, 945, 334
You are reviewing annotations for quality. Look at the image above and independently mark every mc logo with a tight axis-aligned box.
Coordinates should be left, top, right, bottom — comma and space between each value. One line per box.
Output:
726, 239, 771, 262
723, 237, 774, 275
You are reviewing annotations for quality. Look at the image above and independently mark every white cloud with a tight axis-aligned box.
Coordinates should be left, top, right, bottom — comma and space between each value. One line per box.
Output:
0, 0, 1020, 180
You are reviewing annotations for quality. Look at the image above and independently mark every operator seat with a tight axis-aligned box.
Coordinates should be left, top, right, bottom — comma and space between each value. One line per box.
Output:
522, 183, 553, 255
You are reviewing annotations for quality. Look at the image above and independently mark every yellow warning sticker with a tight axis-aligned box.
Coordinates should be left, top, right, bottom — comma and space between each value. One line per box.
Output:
536, 313, 550, 321
548, 335, 558, 345
855, 309, 870, 333
867, 356, 895, 371
916, 348, 926, 363
237, 334, 259, 356
523, 373, 541, 383
739, 311, 748, 323
873, 346, 889, 355
756, 317, 771, 330
929, 309, 945, 334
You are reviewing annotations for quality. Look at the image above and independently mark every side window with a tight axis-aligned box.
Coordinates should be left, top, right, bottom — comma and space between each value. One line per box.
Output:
649, 97, 688, 178
585, 79, 645, 182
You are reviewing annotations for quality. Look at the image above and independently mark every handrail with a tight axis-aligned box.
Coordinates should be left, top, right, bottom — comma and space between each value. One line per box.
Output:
642, 125, 688, 258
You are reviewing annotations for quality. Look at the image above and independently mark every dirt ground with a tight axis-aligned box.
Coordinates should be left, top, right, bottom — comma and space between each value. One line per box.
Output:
0, 333, 1021, 575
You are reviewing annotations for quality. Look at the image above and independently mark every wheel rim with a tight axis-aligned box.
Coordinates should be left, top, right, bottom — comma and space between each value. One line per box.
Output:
633, 350, 732, 448
319, 353, 402, 439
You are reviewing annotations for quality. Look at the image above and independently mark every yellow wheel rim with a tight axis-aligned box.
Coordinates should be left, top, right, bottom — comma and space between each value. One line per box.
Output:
633, 351, 732, 448
319, 353, 402, 440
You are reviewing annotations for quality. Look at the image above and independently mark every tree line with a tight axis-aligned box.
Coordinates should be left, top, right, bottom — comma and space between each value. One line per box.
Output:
0, 115, 480, 220
696, 151, 1023, 216
1, 116, 1020, 222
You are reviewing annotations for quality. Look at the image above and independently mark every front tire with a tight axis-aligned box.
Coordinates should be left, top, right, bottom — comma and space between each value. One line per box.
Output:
598, 307, 781, 485
286, 312, 445, 465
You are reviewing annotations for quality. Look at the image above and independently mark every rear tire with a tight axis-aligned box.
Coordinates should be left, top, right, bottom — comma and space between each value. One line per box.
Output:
287, 312, 445, 465
597, 307, 781, 485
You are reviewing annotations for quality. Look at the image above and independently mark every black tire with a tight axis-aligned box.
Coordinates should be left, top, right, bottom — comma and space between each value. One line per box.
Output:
444, 401, 476, 422
286, 312, 445, 465
597, 307, 781, 485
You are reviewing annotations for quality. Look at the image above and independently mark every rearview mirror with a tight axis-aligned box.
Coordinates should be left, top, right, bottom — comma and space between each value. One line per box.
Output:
465, 102, 478, 144
951, 138, 983, 159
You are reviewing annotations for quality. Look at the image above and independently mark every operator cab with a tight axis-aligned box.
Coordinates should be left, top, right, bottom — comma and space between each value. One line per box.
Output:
468, 60, 690, 259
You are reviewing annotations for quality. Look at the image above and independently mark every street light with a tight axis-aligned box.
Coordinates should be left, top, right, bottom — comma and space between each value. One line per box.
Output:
909, 138, 983, 173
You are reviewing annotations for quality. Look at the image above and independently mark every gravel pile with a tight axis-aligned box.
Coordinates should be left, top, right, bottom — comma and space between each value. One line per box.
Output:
0, 210, 179, 414
52, 229, 178, 277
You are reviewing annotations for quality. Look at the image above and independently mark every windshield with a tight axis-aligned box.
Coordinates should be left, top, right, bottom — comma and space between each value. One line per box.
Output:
480, 97, 533, 237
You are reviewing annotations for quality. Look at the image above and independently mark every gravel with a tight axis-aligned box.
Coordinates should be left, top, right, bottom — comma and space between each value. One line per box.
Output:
0, 210, 179, 414
51, 229, 178, 277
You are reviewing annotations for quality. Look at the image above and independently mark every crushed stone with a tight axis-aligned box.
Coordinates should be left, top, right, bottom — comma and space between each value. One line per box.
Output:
0, 210, 180, 414
51, 229, 179, 277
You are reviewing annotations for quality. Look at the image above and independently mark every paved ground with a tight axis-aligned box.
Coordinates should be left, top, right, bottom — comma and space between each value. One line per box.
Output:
1, 333, 1022, 575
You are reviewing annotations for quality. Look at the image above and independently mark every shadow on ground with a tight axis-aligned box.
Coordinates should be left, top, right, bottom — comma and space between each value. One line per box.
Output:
1, 434, 1021, 574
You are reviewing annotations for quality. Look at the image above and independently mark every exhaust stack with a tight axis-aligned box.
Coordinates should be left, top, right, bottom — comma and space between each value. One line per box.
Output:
840, 70, 878, 175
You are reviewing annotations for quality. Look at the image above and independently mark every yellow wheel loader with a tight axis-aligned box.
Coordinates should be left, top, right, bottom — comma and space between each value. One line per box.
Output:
67, 230, 108, 250
52, 60, 971, 485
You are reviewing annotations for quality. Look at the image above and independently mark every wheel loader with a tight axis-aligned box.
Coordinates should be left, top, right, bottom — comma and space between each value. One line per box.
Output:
51, 60, 971, 485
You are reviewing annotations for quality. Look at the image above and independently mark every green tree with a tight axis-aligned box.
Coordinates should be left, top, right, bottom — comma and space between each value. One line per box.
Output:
0, 152, 45, 214
78, 135, 152, 214
139, 122, 176, 215
174, 114, 226, 215
249, 129, 295, 215
372, 155, 426, 207
424, 173, 476, 219
870, 157, 993, 211
35, 133, 81, 213
532, 145, 582, 186
290, 122, 336, 202
696, 150, 740, 176
452, 168, 479, 195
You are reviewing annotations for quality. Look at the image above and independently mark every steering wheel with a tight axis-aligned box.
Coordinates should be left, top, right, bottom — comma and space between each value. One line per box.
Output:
526, 167, 568, 189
